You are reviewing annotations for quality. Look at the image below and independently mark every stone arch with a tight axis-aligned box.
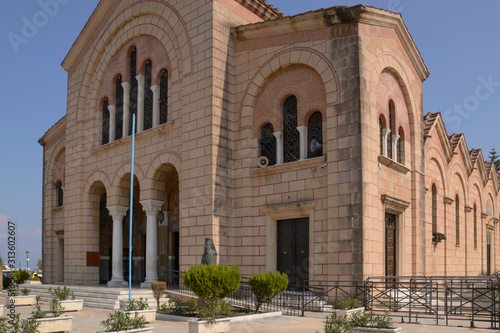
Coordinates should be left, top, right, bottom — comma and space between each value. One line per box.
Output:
77, 1, 193, 144
107, 162, 146, 206
143, 151, 182, 201
470, 177, 484, 214
426, 149, 449, 198
239, 47, 339, 130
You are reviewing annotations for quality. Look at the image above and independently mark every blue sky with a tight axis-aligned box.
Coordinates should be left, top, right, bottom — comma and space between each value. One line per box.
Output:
0, 0, 499, 269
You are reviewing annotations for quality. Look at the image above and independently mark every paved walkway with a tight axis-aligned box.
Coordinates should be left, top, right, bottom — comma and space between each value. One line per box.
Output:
2, 298, 500, 332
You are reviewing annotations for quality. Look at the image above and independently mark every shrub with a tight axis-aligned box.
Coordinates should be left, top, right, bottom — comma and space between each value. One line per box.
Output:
100, 311, 147, 332
1, 314, 41, 333
125, 298, 149, 311
183, 264, 241, 299
49, 286, 75, 300
324, 312, 351, 333
196, 297, 233, 324
21, 288, 30, 295
50, 298, 65, 317
151, 281, 166, 310
31, 296, 46, 319
3, 275, 12, 289
248, 271, 288, 312
9, 270, 30, 284
337, 297, 363, 310
165, 297, 196, 315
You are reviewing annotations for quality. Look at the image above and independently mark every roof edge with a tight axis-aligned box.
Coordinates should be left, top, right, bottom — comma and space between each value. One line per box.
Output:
39, 116, 66, 147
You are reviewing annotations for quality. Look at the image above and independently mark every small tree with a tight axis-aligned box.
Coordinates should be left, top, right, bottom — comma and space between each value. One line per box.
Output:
183, 264, 241, 300
37, 259, 42, 271
489, 146, 500, 172
248, 271, 288, 312
151, 281, 166, 310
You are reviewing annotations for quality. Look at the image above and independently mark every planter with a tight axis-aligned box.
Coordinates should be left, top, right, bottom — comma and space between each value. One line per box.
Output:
96, 328, 153, 333
60, 299, 84, 312
124, 309, 156, 323
333, 307, 365, 317
27, 315, 73, 333
6, 295, 36, 306
352, 327, 401, 333
24, 280, 42, 285
188, 318, 230, 333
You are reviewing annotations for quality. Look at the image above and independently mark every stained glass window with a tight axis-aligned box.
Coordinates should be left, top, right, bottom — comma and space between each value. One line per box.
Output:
102, 98, 109, 145
160, 70, 168, 124
307, 111, 323, 158
260, 123, 276, 166
144, 61, 153, 130
115, 75, 123, 140
283, 96, 299, 163
129, 48, 138, 135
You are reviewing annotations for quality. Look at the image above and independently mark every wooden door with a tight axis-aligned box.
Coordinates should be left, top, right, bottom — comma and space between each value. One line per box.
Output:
385, 213, 397, 277
277, 218, 309, 289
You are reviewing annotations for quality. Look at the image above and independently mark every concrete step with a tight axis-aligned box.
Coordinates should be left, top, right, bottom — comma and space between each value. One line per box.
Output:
4, 284, 168, 310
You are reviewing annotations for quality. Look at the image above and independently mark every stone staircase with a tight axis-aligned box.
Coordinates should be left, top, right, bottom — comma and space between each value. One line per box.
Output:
6, 284, 168, 310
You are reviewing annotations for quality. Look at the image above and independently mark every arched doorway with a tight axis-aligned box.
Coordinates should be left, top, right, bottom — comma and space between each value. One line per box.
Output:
154, 164, 180, 279
98, 191, 112, 284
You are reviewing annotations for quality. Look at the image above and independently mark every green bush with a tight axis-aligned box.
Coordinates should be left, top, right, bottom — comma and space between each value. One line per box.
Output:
31, 296, 46, 319
324, 311, 394, 332
125, 298, 149, 311
337, 297, 363, 310
183, 264, 241, 299
9, 270, 30, 284
50, 299, 65, 317
248, 271, 288, 312
164, 297, 196, 315
100, 311, 147, 332
324, 312, 351, 333
0, 314, 41, 333
3, 275, 12, 290
49, 286, 75, 300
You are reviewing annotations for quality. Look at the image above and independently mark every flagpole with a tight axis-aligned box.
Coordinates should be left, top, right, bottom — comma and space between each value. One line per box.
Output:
129, 114, 136, 300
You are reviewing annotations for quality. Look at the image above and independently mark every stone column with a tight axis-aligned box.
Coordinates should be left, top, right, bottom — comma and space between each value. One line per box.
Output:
140, 200, 164, 288
122, 81, 130, 137
108, 105, 116, 142
273, 131, 283, 165
297, 126, 307, 160
392, 134, 400, 161
107, 205, 128, 287
151, 85, 160, 128
382, 128, 391, 157
136, 74, 145, 133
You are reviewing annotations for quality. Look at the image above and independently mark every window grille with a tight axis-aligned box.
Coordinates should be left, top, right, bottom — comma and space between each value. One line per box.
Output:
129, 48, 138, 135
115, 75, 123, 140
160, 70, 168, 124
56, 180, 63, 207
432, 184, 437, 236
307, 111, 323, 158
102, 98, 109, 145
260, 123, 276, 166
283, 96, 299, 163
397, 128, 403, 163
387, 103, 393, 159
144, 61, 153, 130
379, 117, 384, 155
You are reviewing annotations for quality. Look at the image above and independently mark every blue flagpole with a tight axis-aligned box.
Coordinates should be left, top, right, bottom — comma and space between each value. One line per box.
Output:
129, 114, 136, 300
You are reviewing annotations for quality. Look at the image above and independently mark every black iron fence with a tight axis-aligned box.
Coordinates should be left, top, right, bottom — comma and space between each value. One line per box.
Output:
160, 269, 500, 327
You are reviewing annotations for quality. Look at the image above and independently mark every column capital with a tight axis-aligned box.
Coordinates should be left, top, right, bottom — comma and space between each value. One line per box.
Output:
150, 85, 160, 95
121, 81, 130, 91
107, 104, 115, 113
107, 205, 128, 220
136, 74, 145, 85
273, 131, 283, 140
140, 200, 164, 217
465, 205, 473, 213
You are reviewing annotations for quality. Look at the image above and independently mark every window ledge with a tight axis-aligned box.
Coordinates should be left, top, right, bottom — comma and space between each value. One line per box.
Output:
253, 156, 326, 176
52, 206, 64, 213
91, 121, 174, 154
378, 155, 410, 174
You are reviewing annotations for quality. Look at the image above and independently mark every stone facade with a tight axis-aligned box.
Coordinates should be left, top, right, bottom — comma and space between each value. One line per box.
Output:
39, 1, 500, 286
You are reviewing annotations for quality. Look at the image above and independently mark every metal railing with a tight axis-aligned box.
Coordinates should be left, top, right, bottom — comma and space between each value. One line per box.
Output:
160, 269, 500, 327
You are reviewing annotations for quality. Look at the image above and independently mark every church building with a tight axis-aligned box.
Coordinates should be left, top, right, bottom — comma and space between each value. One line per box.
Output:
39, 0, 500, 286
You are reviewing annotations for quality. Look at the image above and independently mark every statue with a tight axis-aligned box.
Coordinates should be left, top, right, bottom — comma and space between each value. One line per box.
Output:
201, 238, 217, 265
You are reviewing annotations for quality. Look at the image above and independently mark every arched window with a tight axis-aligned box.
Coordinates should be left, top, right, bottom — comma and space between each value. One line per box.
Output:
160, 70, 168, 124
129, 48, 138, 135
474, 204, 478, 249
55, 180, 63, 207
144, 61, 153, 130
432, 184, 437, 240
398, 127, 404, 164
102, 98, 109, 145
455, 195, 460, 246
115, 75, 123, 140
388, 101, 395, 159
307, 111, 323, 158
283, 96, 299, 163
260, 123, 276, 166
